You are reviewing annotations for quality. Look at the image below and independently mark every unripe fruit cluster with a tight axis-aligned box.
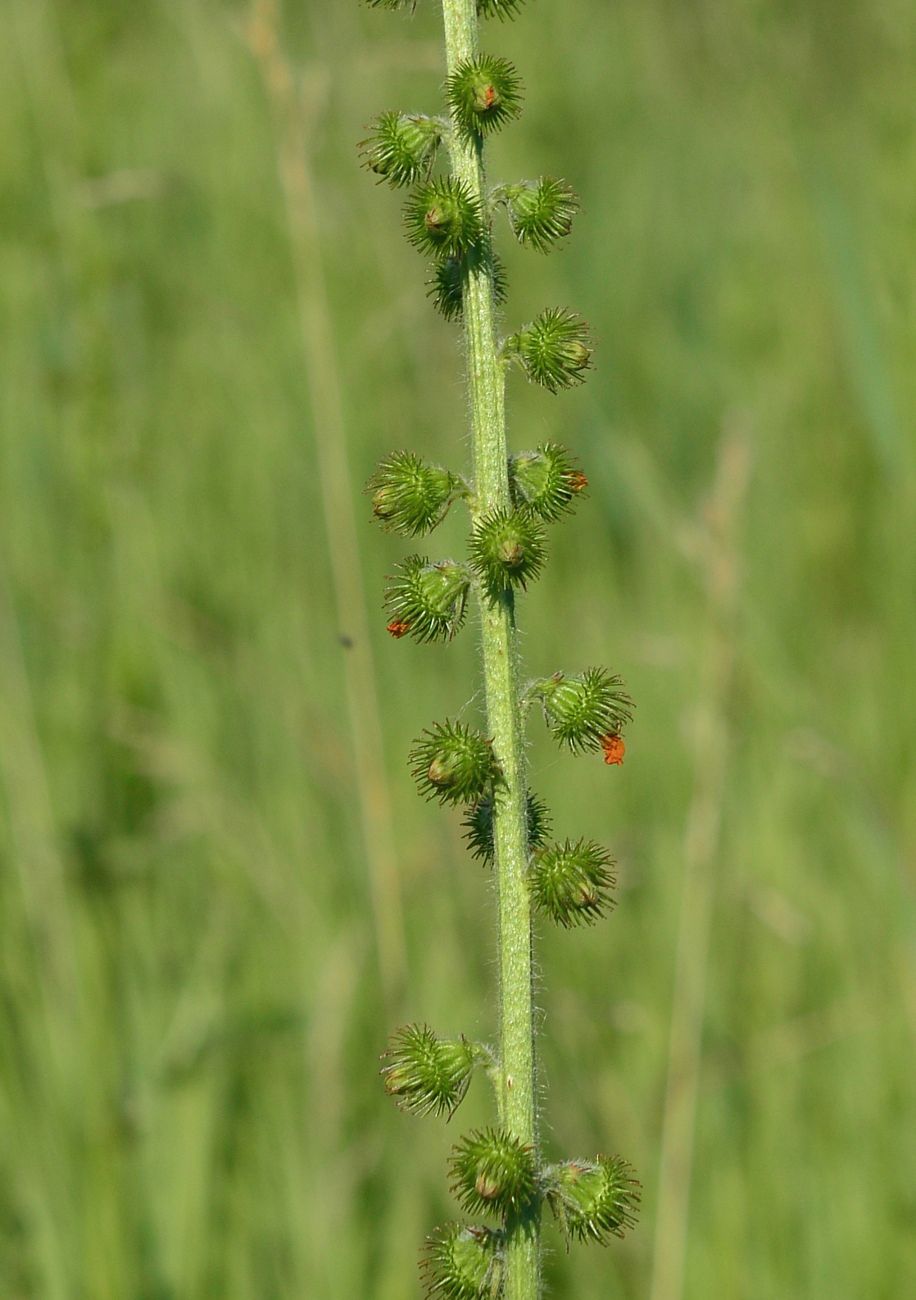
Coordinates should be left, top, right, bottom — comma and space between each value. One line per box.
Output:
363, 0, 640, 1291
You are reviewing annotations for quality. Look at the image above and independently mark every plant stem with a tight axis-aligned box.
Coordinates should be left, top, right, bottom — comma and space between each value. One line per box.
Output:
440, 2, 540, 1294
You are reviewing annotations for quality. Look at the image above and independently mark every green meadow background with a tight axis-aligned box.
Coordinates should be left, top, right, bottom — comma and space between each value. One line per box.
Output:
2, 1, 914, 1297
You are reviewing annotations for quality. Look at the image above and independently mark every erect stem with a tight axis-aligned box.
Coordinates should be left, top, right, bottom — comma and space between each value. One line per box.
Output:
440, 2, 540, 1295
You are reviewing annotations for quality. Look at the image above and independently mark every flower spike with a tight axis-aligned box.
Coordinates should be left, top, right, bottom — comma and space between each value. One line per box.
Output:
543, 1155, 641, 1244
384, 557, 472, 643
504, 308, 592, 393
449, 1128, 538, 1218
447, 55, 524, 140
410, 721, 504, 806
360, 111, 444, 188
405, 178, 485, 258
508, 442, 587, 522
367, 450, 460, 536
498, 178, 579, 252
421, 1223, 505, 1299
381, 1025, 481, 1117
529, 839, 617, 927
360, 0, 642, 1286
534, 668, 634, 754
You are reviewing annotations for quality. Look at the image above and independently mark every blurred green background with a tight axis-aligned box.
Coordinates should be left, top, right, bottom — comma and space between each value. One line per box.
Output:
2, 0, 914, 1297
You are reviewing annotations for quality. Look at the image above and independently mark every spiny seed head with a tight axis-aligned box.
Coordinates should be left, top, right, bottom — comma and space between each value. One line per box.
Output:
384, 556, 472, 644
381, 1025, 479, 1118
360, 112, 443, 188
543, 1155, 641, 1245
449, 1129, 538, 1217
500, 177, 579, 252
447, 55, 524, 140
409, 721, 504, 806
477, 0, 529, 18
469, 508, 546, 600
367, 450, 458, 536
421, 1223, 504, 1299
427, 250, 508, 323
405, 178, 484, 258
529, 839, 617, 927
505, 308, 592, 393
462, 791, 551, 864
535, 668, 634, 753
508, 443, 587, 522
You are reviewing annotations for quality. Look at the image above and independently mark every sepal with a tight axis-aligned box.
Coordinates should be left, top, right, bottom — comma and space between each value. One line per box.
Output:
421, 1223, 505, 1298
469, 508, 546, 599
410, 721, 504, 806
508, 442, 587, 522
367, 450, 460, 536
360, 112, 444, 188
534, 668, 634, 753
447, 55, 523, 140
498, 178, 578, 252
385, 557, 472, 643
449, 1128, 538, 1217
405, 178, 484, 258
543, 1155, 640, 1244
381, 1024, 480, 1117
462, 792, 551, 864
503, 308, 592, 393
529, 838, 616, 927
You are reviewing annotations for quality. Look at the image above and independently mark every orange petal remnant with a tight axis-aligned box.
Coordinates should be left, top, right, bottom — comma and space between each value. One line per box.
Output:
568, 470, 589, 493
387, 619, 411, 639
601, 733, 626, 766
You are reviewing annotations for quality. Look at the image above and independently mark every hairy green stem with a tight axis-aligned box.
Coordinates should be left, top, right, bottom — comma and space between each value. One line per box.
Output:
441, 1, 540, 1294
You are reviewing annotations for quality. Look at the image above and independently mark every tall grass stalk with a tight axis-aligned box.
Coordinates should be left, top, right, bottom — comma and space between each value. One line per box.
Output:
247, 0, 406, 1006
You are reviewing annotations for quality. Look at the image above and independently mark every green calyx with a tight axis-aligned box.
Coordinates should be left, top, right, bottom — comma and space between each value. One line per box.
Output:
449, 1128, 538, 1218
498, 177, 578, 252
428, 249, 508, 323
405, 178, 484, 258
368, 450, 459, 536
534, 668, 634, 754
410, 721, 504, 806
529, 839, 617, 927
385, 556, 472, 643
504, 308, 592, 393
462, 791, 551, 865
360, 111, 444, 188
469, 507, 546, 599
422, 1223, 505, 1299
508, 442, 587, 522
543, 1155, 641, 1245
447, 55, 524, 140
382, 1024, 480, 1117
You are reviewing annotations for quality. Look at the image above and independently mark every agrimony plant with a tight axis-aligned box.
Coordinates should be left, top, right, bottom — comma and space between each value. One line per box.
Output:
362, 1, 640, 1294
